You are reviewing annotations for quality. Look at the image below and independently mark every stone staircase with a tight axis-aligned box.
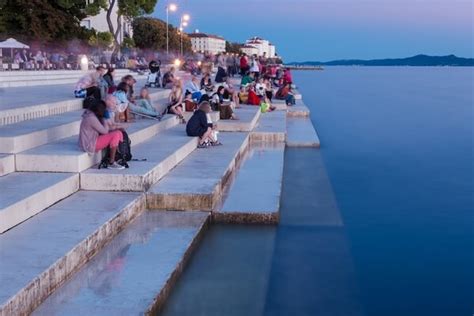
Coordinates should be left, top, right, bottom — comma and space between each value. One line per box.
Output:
0, 75, 320, 315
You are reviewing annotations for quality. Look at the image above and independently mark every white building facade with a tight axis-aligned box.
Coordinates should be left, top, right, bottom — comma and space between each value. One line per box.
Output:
245, 37, 276, 57
189, 33, 226, 55
241, 45, 259, 56
81, 1, 132, 44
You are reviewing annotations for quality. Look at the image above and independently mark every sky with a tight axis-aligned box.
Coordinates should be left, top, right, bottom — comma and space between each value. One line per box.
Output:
152, 0, 474, 62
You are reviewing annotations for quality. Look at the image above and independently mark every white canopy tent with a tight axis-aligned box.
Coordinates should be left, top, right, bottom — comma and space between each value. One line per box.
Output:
0, 38, 30, 58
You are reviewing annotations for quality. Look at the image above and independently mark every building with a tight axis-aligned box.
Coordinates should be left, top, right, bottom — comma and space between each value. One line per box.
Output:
245, 36, 276, 57
80, 2, 132, 44
188, 32, 226, 55
241, 45, 259, 56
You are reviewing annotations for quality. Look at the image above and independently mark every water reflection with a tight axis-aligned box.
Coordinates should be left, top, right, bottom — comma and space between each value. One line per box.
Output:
160, 148, 364, 315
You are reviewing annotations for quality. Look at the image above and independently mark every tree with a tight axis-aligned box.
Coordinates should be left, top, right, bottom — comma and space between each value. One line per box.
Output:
89, 31, 113, 51
0, 0, 101, 43
226, 41, 242, 54
132, 17, 191, 53
97, 0, 158, 55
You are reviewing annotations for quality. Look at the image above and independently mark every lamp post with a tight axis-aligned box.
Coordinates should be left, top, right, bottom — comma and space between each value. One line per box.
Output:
179, 14, 190, 57
166, 3, 177, 56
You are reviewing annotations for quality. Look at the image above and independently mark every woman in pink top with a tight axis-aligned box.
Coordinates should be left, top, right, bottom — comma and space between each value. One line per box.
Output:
78, 99, 125, 170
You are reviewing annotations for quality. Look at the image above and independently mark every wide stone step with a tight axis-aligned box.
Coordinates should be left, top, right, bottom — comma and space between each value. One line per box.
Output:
286, 117, 321, 147
147, 132, 250, 211
16, 115, 178, 173
31, 211, 209, 316
0, 191, 145, 315
0, 110, 82, 154
251, 110, 287, 143
0, 154, 15, 176
0, 172, 79, 233
80, 125, 198, 192
0, 81, 167, 126
287, 99, 311, 117
215, 143, 285, 224
215, 106, 261, 132
0, 70, 134, 88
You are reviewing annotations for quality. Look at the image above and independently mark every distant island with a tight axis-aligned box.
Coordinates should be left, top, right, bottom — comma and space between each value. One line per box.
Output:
288, 54, 474, 67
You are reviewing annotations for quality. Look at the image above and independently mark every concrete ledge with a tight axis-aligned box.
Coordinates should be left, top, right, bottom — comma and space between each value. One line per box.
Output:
16, 115, 178, 173
0, 87, 168, 126
31, 211, 209, 316
216, 106, 261, 132
286, 117, 321, 147
287, 100, 310, 117
214, 143, 284, 225
147, 133, 250, 211
80, 126, 198, 192
0, 70, 134, 88
0, 110, 82, 154
0, 172, 79, 233
0, 191, 146, 316
251, 111, 287, 143
212, 212, 279, 224
0, 99, 83, 126
0, 154, 15, 176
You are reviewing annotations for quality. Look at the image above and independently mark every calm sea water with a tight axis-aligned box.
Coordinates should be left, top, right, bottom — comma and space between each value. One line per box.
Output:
160, 67, 473, 316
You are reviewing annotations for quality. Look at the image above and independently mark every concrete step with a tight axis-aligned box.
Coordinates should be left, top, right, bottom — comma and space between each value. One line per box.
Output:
0, 110, 82, 154
147, 132, 250, 211
251, 110, 287, 143
215, 143, 285, 224
31, 211, 209, 316
80, 125, 198, 192
16, 115, 179, 173
287, 100, 311, 117
0, 154, 15, 176
271, 99, 289, 111
0, 70, 134, 88
0, 191, 145, 315
0, 81, 166, 126
0, 172, 79, 233
182, 110, 220, 123
286, 117, 321, 147
216, 106, 261, 132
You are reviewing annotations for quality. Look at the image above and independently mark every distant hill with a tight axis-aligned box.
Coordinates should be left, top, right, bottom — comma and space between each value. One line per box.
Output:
289, 55, 474, 67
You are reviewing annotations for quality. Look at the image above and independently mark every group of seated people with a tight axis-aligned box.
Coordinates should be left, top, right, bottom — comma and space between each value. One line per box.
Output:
76, 61, 297, 167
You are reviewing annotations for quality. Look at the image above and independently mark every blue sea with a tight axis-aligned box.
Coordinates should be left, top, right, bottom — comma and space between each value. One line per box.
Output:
160, 67, 473, 316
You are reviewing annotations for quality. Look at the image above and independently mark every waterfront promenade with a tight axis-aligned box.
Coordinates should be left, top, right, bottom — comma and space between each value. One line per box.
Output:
0, 69, 320, 315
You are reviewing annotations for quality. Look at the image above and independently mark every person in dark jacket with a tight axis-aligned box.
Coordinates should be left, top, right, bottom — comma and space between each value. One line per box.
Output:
186, 101, 217, 148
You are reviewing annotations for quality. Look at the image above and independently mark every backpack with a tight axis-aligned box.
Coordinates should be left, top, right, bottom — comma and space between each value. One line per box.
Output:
98, 130, 132, 169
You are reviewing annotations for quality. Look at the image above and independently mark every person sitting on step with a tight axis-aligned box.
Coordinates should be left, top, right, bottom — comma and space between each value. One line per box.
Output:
74, 66, 106, 100
78, 98, 125, 170
186, 101, 221, 148
112, 82, 131, 121
129, 87, 161, 118
167, 79, 186, 123
162, 67, 176, 89
275, 82, 296, 106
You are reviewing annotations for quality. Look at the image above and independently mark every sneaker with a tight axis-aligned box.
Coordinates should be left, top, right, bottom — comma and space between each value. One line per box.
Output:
108, 162, 125, 170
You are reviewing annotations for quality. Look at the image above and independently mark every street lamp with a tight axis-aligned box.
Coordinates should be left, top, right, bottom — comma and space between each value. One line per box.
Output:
166, 3, 177, 56
179, 14, 190, 57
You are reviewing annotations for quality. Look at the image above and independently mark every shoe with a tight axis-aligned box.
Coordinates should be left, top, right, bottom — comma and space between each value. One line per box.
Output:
210, 141, 223, 146
108, 162, 125, 170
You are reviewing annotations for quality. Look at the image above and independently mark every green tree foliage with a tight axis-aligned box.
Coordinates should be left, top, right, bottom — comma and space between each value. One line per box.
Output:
132, 17, 191, 53
226, 41, 242, 54
121, 36, 135, 49
89, 31, 113, 49
0, 0, 97, 43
